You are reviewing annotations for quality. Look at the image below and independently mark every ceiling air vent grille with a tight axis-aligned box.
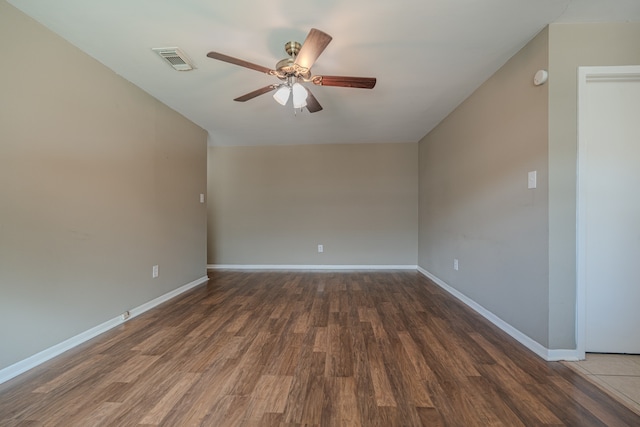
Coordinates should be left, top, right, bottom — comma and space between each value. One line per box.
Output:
152, 47, 194, 71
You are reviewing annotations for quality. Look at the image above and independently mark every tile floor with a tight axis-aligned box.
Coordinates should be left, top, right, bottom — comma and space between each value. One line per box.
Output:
564, 353, 640, 415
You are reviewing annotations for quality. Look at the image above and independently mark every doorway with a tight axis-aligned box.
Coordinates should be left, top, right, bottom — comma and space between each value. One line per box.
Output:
576, 65, 640, 357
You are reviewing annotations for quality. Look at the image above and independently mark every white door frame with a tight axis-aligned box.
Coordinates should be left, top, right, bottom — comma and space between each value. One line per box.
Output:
576, 65, 640, 359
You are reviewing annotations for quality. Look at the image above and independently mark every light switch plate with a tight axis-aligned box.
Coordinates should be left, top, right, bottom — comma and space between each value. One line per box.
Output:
528, 171, 537, 189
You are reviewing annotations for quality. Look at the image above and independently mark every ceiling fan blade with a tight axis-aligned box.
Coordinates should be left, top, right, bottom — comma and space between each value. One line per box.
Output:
294, 28, 333, 71
305, 88, 323, 113
207, 51, 274, 74
312, 75, 377, 89
234, 85, 278, 102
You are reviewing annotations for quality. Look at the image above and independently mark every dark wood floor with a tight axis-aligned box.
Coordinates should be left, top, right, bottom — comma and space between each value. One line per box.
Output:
1, 270, 638, 426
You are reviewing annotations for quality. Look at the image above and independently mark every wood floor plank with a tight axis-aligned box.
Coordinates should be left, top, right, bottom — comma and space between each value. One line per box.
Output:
313, 326, 328, 353
244, 374, 293, 421
392, 340, 435, 408
293, 311, 311, 334
265, 330, 303, 377
469, 332, 542, 384
360, 307, 389, 341
378, 335, 430, 426
82, 401, 122, 427
101, 353, 160, 383
91, 363, 185, 425
131, 326, 183, 355
416, 324, 479, 381
349, 319, 382, 424
139, 372, 201, 425
282, 343, 326, 424
465, 375, 526, 426
176, 334, 237, 373
416, 406, 446, 427
1, 270, 638, 426
366, 335, 398, 407
397, 331, 437, 382
425, 316, 482, 377
161, 361, 236, 426
220, 331, 274, 397
195, 394, 235, 427
38, 381, 132, 426
326, 316, 354, 378
323, 376, 362, 427
32, 354, 108, 393
479, 363, 565, 425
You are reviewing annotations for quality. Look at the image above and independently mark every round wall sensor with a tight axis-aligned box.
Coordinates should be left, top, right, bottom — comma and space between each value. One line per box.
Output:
534, 70, 548, 86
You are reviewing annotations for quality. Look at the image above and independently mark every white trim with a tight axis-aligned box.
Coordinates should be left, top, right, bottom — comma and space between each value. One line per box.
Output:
547, 349, 581, 362
416, 267, 578, 361
207, 264, 417, 270
576, 65, 589, 360
128, 275, 208, 318
0, 275, 209, 385
576, 65, 640, 360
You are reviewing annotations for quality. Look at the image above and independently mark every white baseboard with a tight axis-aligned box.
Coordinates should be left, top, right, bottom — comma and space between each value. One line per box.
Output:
0, 275, 209, 385
128, 275, 209, 318
416, 267, 578, 362
207, 264, 417, 270
547, 349, 581, 362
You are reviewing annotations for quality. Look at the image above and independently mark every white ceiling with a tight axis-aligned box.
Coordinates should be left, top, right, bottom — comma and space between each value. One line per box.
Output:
8, 0, 640, 147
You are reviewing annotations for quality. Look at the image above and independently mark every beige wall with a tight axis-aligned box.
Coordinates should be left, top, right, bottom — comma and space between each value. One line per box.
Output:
208, 143, 418, 266
547, 23, 640, 348
418, 28, 550, 346
0, 2, 208, 370
419, 23, 640, 351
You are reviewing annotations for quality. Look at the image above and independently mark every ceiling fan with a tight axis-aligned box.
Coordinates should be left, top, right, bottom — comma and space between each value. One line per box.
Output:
206, 28, 376, 113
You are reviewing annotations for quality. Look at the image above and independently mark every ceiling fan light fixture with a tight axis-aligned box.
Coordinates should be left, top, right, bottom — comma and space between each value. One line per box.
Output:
292, 82, 308, 109
273, 85, 291, 105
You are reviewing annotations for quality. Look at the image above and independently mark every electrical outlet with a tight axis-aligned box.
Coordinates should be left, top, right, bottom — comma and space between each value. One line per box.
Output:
152, 265, 159, 278
317, 244, 324, 253
453, 259, 459, 271
200, 193, 205, 203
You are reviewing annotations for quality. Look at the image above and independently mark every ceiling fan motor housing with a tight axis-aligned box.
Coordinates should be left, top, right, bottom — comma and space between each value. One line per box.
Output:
276, 41, 311, 80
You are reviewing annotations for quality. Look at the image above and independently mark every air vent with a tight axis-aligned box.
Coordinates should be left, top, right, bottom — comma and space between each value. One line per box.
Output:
152, 47, 194, 71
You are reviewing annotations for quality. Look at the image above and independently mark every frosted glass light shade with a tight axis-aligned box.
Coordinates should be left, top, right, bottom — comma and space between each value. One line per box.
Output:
292, 83, 308, 108
273, 85, 291, 105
